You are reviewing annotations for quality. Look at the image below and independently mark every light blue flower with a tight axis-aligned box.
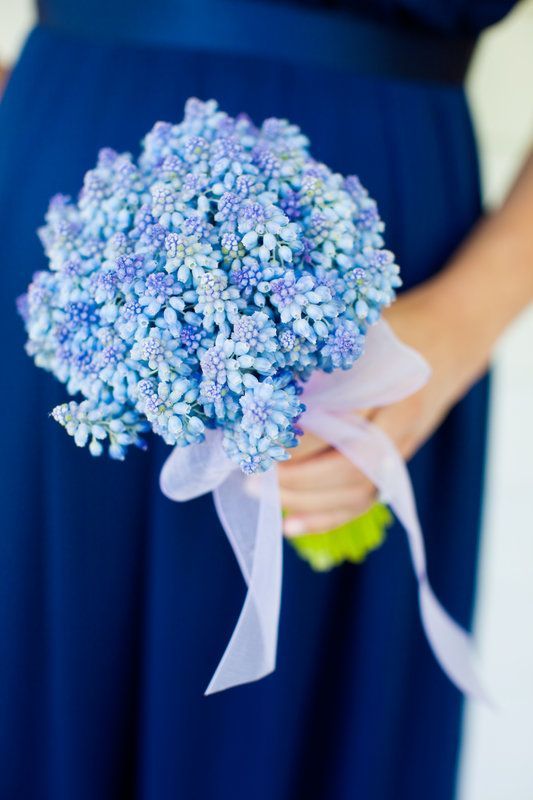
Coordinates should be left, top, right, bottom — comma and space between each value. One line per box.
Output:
194, 270, 241, 330
21, 97, 400, 470
51, 399, 148, 459
321, 320, 365, 371
230, 312, 277, 369
164, 231, 216, 280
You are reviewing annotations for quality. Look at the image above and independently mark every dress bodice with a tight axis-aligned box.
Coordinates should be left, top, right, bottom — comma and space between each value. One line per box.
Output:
333, 0, 516, 33
37, 0, 517, 36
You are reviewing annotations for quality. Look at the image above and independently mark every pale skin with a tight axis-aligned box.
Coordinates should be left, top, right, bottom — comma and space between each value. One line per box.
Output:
280, 150, 533, 536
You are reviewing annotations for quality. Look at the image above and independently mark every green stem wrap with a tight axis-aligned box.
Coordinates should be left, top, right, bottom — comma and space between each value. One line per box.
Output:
289, 504, 393, 571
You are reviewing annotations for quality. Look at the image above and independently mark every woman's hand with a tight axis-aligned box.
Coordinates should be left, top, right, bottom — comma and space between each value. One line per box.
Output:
278, 280, 489, 536
279, 148, 533, 536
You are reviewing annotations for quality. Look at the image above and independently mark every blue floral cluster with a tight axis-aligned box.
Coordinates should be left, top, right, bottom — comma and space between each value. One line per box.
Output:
20, 98, 400, 472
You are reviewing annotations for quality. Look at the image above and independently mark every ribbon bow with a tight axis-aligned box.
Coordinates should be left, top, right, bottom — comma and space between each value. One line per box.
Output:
161, 320, 487, 699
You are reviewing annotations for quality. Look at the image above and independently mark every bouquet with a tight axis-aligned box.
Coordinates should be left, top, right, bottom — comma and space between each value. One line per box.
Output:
20, 99, 485, 698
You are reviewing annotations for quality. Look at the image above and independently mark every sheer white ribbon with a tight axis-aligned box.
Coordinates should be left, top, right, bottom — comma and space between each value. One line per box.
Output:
160, 320, 487, 699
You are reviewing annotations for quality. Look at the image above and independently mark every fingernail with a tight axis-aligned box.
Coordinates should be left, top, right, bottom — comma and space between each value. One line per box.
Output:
284, 518, 307, 537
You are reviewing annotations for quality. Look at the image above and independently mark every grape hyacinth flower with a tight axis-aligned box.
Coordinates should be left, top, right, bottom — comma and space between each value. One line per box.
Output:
20, 97, 401, 473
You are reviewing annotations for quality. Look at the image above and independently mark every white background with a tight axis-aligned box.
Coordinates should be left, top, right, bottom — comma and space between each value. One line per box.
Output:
1, 1, 532, 796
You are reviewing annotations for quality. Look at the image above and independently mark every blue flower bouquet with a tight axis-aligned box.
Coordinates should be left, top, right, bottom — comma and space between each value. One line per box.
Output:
19, 99, 485, 698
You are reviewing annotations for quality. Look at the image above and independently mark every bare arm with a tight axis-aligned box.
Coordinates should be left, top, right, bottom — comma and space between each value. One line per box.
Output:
0, 64, 10, 95
395, 149, 533, 391
279, 147, 533, 536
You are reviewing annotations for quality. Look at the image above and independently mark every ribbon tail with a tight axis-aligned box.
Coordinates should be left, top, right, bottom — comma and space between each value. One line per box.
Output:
419, 579, 489, 701
303, 410, 489, 702
206, 468, 283, 695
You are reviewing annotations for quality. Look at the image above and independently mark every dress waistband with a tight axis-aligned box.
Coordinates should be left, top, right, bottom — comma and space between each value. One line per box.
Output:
38, 0, 476, 84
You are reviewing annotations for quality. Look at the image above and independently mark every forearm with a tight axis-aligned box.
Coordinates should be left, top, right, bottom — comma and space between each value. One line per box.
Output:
0, 64, 9, 94
389, 149, 533, 387
438, 150, 533, 341
282, 152, 533, 531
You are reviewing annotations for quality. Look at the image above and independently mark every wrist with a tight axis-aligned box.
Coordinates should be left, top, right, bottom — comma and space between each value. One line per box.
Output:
385, 277, 489, 401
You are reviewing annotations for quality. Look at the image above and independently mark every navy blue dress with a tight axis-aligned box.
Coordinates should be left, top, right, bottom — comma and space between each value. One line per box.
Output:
0, 2, 514, 798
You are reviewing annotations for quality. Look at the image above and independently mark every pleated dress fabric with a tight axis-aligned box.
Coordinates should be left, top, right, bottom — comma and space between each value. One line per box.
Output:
0, 1, 515, 798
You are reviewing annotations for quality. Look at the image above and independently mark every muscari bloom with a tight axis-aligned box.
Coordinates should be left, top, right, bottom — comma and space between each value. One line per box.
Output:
20, 98, 400, 473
